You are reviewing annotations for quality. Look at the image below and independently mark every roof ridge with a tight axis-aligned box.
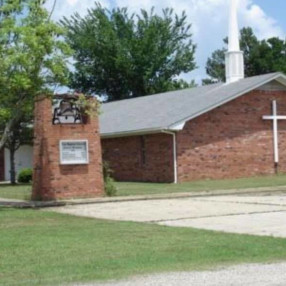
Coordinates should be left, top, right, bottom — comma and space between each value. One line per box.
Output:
102, 83, 220, 106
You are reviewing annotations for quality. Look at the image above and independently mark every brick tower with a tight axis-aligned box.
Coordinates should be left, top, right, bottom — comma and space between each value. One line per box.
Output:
32, 96, 104, 201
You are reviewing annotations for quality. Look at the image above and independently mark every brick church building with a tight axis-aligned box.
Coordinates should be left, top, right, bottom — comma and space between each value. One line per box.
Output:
100, 73, 286, 183
1, 1, 286, 184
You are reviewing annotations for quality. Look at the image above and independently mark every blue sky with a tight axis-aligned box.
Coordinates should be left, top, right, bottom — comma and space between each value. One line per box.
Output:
258, 0, 286, 31
45, 0, 286, 86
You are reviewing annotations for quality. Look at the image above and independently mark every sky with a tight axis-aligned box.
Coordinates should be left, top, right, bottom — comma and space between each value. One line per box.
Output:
44, 0, 286, 85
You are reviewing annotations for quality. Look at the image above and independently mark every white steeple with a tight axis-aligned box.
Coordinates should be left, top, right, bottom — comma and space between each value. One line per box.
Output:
225, 0, 244, 83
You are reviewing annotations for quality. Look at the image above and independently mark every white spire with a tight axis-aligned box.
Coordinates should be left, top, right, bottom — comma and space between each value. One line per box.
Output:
225, 0, 244, 83
228, 0, 240, 51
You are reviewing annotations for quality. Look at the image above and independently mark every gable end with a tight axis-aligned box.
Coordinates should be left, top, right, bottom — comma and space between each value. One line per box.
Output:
257, 80, 286, 91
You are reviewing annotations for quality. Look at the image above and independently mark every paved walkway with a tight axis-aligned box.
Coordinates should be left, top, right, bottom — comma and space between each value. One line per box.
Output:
159, 195, 286, 237
74, 262, 286, 286
49, 190, 286, 238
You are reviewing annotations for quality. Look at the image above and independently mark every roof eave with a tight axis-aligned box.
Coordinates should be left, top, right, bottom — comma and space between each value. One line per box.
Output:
100, 128, 165, 139
100, 123, 186, 139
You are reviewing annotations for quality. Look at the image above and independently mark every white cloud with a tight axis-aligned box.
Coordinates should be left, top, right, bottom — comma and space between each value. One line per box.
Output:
66, 0, 77, 5
242, 2, 284, 39
44, 0, 286, 83
44, 0, 110, 21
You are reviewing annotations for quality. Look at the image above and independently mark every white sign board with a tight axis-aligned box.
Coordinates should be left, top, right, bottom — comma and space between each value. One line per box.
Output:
60, 140, 89, 165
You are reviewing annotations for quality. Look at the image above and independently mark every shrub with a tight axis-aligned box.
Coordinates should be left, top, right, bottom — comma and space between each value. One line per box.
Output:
17, 168, 33, 183
103, 161, 117, 197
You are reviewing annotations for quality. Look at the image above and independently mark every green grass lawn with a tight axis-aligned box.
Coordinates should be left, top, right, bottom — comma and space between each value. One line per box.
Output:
0, 184, 31, 200
1, 174, 286, 200
115, 174, 286, 196
1, 208, 286, 286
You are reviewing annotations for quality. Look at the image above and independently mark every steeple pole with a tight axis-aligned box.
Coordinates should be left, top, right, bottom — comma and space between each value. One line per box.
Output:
228, 0, 240, 51
225, 0, 244, 83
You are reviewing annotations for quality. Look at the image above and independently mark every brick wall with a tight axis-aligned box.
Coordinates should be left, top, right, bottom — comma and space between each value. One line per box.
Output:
102, 133, 174, 183
177, 90, 286, 182
0, 148, 4, 181
32, 97, 104, 200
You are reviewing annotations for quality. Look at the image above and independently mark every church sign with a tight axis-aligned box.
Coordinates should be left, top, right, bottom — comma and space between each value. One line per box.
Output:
60, 140, 89, 165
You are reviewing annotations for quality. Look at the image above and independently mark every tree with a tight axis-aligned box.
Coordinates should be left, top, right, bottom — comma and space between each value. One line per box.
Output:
62, 4, 196, 101
0, 0, 72, 151
2, 119, 33, 184
204, 49, 226, 84
204, 27, 286, 83
251, 37, 286, 75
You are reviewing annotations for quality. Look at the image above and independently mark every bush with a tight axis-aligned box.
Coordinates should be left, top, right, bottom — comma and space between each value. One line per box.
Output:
104, 176, 117, 197
17, 168, 33, 183
103, 162, 117, 197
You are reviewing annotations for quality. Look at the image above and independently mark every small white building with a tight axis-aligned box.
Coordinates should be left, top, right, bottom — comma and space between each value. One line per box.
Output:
1, 145, 33, 182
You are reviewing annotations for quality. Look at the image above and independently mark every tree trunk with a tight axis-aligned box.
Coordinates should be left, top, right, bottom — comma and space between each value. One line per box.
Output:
0, 112, 23, 150
9, 147, 16, 185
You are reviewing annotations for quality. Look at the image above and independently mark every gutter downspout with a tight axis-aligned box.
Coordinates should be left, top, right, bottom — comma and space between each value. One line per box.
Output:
162, 130, 178, 184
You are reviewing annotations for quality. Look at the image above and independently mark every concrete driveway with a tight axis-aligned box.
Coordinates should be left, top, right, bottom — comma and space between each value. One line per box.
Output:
75, 262, 286, 286
50, 192, 286, 238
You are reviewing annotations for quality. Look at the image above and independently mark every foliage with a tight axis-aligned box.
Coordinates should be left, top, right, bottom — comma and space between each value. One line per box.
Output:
204, 27, 286, 83
62, 3, 196, 101
0, 0, 72, 149
75, 94, 101, 117
104, 176, 117, 197
204, 49, 226, 84
103, 161, 117, 196
168, 79, 197, 90
4, 122, 33, 149
17, 168, 33, 183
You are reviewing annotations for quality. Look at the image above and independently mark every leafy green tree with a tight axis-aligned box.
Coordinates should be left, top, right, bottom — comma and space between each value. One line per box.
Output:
0, 0, 72, 151
251, 37, 286, 75
204, 27, 286, 83
62, 4, 196, 101
204, 49, 226, 84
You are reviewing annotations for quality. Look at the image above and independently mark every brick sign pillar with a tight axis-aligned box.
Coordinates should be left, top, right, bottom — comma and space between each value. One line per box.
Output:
32, 96, 104, 201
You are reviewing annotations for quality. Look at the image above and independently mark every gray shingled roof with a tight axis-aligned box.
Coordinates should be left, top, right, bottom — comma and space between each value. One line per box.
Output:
100, 72, 286, 138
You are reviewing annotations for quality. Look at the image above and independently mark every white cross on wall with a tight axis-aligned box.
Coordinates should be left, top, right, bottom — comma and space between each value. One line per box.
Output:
262, 100, 286, 167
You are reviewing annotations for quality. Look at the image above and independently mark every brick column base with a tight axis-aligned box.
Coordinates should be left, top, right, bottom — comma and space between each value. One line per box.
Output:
32, 96, 104, 201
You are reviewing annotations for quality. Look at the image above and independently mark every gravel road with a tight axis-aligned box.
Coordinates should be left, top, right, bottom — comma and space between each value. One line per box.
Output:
73, 262, 286, 286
